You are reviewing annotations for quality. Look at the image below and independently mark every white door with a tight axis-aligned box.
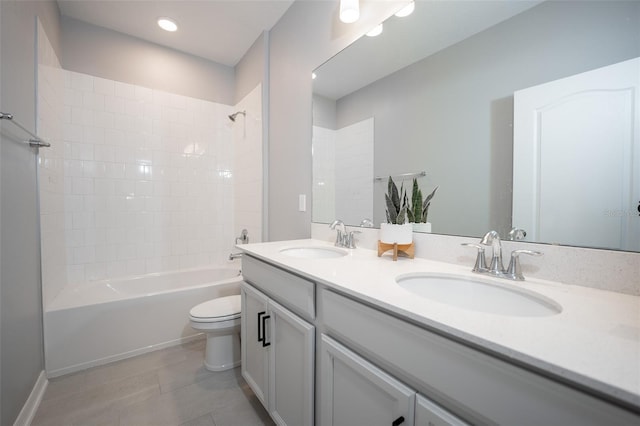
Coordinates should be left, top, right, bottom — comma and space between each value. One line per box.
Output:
268, 300, 315, 426
241, 282, 270, 409
513, 57, 640, 251
319, 334, 415, 426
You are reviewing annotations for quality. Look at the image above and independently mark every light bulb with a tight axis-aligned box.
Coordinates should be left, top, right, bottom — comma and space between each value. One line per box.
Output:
340, 0, 360, 24
366, 24, 383, 37
395, 1, 415, 18
157, 17, 178, 32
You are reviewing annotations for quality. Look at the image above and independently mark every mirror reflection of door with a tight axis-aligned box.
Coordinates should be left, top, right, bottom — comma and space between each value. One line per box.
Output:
513, 57, 640, 251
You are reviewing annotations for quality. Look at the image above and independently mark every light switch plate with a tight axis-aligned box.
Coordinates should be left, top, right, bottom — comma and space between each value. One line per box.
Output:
299, 194, 306, 212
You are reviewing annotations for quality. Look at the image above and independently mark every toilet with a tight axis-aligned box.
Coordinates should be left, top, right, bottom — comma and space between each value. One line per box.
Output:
189, 295, 241, 371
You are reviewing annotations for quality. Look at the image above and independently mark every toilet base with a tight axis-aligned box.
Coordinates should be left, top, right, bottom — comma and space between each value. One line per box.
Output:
203, 330, 241, 372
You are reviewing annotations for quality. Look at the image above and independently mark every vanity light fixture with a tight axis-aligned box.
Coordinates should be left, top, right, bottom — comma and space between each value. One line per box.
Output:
395, 1, 415, 18
340, 0, 360, 24
157, 17, 178, 32
366, 24, 383, 37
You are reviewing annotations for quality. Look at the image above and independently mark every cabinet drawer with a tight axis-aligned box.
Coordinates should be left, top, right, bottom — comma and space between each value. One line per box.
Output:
242, 255, 315, 321
319, 288, 638, 425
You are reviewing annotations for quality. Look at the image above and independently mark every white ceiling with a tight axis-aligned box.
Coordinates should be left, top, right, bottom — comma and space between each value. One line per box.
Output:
57, 0, 295, 67
313, 1, 543, 100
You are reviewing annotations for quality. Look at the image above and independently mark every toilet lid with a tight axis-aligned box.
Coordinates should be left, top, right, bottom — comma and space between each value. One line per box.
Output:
190, 295, 241, 321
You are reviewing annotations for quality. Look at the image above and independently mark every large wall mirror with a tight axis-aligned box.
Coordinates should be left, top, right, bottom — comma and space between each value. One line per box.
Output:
312, 0, 640, 252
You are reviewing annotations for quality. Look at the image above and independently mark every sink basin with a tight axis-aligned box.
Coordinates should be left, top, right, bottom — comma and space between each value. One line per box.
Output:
279, 246, 348, 259
396, 274, 561, 317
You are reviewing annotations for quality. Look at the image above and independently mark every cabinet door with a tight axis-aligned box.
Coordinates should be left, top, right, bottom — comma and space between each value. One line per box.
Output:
241, 282, 270, 408
415, 394, 469, 426
268, 300, 315, 426
319, 334, 415, 426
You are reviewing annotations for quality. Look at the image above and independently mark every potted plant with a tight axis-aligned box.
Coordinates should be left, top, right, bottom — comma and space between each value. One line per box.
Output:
380, 176, 413, 244
407, 178, 438, 233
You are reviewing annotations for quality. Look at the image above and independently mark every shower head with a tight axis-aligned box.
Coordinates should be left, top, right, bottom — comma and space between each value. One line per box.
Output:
228, 110, 246, 122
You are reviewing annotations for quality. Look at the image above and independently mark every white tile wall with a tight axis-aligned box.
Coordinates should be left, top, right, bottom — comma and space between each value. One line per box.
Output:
38, 19, 68, 307
38, 31, 262, 305
312, 126, 336, 223
311, 118, 374, 225
59, 69, 239, 283
335, 118, 374, 225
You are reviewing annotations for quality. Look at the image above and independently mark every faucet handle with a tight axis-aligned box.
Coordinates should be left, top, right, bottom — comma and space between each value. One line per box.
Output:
359, 218, 374, 228
506, 249, 543, 280
461, 243, 487, 272
347, 230, 362, 249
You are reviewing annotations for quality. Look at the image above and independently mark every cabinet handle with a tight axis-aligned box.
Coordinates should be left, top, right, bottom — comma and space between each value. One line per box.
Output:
261, 314, 271, 347
257, 311, 266, 343
392, 416, 405, 426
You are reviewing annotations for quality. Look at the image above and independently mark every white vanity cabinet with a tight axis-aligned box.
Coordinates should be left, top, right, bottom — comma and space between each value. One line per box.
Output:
319, 287, 639, 425
319, 334, 416, 426
240, 250, 639, 425
240, 283, 270, 407
319, 334, 469, 426
241, 256, 315, 426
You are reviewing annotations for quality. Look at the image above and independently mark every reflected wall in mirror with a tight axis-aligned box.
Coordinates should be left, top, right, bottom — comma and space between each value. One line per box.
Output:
312, 0, 640, 251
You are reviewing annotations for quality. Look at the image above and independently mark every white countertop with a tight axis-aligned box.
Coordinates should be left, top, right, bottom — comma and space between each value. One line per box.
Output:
238, 239, 640, 409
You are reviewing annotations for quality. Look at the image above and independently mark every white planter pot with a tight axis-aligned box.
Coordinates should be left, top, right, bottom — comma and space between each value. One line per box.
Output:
411, 222, 432, 233
379, 223, 413, 244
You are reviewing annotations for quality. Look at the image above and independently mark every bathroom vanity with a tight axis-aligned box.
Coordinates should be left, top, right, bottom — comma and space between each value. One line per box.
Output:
238, 240, 640, 426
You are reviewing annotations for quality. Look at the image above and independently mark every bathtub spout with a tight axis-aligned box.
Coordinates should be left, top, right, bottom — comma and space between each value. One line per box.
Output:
229, 252, 243, 261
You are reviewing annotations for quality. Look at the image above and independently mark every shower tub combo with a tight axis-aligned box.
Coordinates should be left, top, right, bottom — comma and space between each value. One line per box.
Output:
45, 266, 242, 377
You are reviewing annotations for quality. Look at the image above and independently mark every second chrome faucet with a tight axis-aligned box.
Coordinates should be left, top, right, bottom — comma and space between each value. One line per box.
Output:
463, 230, 542, 281
329, 220, 360, 249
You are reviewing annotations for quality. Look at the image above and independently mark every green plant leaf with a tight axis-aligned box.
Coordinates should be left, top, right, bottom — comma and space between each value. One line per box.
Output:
385, 193, 398, 224
405, 191, 414, 222
422, 186, 438, 222
397, 206, 407, 224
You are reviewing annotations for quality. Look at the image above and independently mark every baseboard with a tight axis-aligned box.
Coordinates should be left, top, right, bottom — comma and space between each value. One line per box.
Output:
13, 370, 48, 426
46, 333, 205, 378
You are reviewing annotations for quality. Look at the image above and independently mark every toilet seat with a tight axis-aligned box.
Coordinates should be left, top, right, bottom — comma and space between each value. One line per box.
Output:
189, 295, 241, 323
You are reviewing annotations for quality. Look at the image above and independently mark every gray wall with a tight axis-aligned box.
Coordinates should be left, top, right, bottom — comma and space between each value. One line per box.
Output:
235, 32, 266, 104
61, 16, 235, 105
268, 0, 401, 240
333, 0, 640, 237
312, 94, 337, 130
0, 2, 61, 424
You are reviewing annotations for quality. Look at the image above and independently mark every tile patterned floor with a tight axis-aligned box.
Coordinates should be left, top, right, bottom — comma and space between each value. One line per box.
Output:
32, 338, 275, 426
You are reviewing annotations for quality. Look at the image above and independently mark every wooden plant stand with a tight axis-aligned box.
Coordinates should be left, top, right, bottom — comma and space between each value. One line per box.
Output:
377, 240, 415, 261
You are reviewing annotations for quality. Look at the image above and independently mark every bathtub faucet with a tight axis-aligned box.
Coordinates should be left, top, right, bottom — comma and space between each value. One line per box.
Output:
229, 252, 243, 261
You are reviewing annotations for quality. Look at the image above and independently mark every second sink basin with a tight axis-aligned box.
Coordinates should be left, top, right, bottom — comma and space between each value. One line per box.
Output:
396, 273, 562, 317
280, 246, 348, 259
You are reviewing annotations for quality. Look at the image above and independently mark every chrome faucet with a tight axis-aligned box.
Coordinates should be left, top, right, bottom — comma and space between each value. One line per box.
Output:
480, 230, 505, 276
329, 220, 346, 246
235, 229, 249, 244
462, 230, 542, 281
329, 220, 359, 248
359, 218, 374, 228
229, 252, 243, 260
507, 227, 527, 241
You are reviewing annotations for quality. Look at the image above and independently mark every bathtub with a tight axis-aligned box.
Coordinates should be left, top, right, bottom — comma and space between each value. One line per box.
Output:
44, 267, 242, 377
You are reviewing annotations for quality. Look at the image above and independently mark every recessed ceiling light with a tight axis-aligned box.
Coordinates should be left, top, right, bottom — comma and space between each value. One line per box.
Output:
340, 0, 360, 24
366, 24, 383, 37
395, 1, 415, 18
157, 17, 178, 32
